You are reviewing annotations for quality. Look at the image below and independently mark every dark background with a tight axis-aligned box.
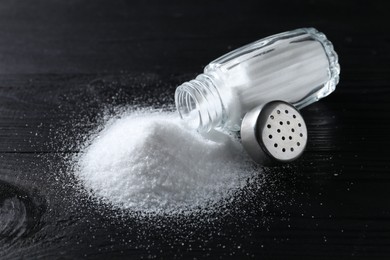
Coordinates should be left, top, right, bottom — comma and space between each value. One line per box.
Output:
0, 0, 390, 259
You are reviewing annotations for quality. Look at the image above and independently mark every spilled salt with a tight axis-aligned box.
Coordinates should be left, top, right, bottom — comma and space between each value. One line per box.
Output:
74, 109, 257, 215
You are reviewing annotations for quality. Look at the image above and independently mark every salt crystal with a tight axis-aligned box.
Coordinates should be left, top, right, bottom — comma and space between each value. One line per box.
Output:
73, 109, 257, 215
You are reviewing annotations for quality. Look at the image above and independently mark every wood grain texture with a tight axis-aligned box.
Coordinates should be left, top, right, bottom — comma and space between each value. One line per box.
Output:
0, 0, 389, 258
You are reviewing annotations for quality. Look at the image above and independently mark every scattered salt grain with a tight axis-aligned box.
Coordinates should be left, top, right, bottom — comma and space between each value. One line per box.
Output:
74, 109, 257, 215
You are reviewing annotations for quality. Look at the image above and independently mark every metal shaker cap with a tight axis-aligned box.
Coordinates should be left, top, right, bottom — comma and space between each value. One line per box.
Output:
241, 101, 307, 165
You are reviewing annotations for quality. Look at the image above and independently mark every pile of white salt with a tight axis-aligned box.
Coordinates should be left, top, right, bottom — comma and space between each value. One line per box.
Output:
74, 109, 257, 215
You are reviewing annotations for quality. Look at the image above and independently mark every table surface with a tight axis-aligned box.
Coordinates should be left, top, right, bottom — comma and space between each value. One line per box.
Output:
0, 0, 390, 258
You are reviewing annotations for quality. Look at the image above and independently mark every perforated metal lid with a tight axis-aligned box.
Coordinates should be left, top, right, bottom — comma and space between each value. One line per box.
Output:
241, 101, 307, 165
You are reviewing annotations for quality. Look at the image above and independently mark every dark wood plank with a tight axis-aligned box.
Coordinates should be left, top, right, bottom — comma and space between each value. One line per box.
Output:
0, 0, 389, 258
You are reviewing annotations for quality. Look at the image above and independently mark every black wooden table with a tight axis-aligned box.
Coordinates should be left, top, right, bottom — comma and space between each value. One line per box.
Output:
0, 0, 390, 258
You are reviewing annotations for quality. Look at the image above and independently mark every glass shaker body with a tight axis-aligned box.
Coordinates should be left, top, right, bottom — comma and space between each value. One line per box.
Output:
175, 28, 340, 132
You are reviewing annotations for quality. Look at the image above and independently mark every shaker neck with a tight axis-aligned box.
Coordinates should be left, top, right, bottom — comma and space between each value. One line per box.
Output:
175, 73, 224, 132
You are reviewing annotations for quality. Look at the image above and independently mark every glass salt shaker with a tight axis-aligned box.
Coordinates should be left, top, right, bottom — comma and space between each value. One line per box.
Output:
175, 27, 340, 132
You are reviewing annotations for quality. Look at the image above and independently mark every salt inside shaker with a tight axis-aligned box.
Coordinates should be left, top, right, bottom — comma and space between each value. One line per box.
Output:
175, 28, 340, 132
